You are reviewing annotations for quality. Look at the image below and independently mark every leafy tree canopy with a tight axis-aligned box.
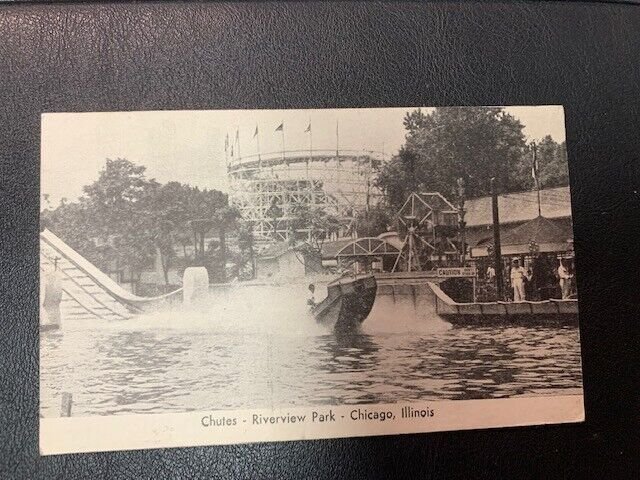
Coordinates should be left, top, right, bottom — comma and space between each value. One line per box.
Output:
289, 202, 340, 251
42, 158, 235, 286
527, 135, 569, 189
377, 107, 549, 210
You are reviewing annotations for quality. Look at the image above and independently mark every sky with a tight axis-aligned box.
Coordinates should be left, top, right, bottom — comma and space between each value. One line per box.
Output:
41, 106, 566, 206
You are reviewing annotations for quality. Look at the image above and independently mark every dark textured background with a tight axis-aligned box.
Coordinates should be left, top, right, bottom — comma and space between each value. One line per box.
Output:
1, 1, 639, 478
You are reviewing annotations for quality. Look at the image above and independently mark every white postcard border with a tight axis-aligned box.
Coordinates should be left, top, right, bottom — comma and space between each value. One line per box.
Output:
40, 395, 584, 455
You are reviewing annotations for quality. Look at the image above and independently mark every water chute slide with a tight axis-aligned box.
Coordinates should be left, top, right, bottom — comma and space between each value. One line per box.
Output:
40, 229, 182, 323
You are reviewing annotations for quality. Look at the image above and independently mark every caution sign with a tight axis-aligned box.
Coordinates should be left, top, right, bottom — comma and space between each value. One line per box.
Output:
437, 267, 477, 278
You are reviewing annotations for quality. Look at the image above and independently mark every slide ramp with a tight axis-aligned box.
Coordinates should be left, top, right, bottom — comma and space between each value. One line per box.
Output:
40, 229, 181, 322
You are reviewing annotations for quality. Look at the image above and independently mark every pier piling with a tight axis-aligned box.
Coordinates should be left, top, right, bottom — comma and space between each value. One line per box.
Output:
61, 392, 73, 417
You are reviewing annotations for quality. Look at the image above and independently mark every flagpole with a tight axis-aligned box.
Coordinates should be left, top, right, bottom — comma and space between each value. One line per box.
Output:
255, 125, 261, 168
532, 141, 541, 217
336, 120, 339, 159
336, 120, 340, 186
236, 127, 241, 160
281, 121, 285, 162
309, 120, 313, 161
308, 120, 312, 180
224, 133, 229, 166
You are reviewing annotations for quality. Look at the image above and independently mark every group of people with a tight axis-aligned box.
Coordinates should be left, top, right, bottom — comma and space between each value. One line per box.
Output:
486, 257, 575, 302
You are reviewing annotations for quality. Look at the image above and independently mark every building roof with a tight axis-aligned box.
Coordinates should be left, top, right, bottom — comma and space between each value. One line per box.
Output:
465, 186, 572, 228
377, 231, 404, 250
469, 216, 573, 247
471, 215, 574, 256
320, 239, 357, 259
499, 215, 574, 246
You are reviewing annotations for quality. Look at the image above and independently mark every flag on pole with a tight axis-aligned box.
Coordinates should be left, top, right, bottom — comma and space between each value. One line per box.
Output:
531, 142, 539, 183
276, 122, 285, 160
254, 124, 262, 162
304, 123, 311, 133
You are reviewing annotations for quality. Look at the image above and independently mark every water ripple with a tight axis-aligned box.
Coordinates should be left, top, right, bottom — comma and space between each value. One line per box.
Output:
40, 286, 583, 417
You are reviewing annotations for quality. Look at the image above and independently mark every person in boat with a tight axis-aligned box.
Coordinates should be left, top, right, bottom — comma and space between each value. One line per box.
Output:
510, 259, 528, 302
558, 259, 574, 299
307, 283, 316, 307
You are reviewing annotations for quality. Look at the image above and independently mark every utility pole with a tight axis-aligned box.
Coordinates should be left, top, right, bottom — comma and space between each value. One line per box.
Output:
491, 177, 504, 300
457, 177, 467, 266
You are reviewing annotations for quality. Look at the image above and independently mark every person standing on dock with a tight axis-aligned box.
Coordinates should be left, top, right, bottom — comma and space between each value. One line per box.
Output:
558, 259, 573, 299
510, 259, 527, 302
486, 265, 496, 282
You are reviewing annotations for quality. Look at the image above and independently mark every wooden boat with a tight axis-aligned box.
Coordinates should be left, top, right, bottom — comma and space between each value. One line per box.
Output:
427, 281, 578, 325
312, 274, 377, 332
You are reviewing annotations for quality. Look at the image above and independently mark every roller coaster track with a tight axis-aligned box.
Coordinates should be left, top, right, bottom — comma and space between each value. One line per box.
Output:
40, 229, 182, 321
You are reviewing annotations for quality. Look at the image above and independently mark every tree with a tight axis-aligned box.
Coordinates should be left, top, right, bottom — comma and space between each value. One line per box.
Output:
142, 182, 233, 285
44, 158, 235, 289
375, 147, 420, 211
83, 158, 156, 227
140, 181, 193, 287
509, 135, 569, 192
82, 159, 158, 280
377, 107, 529, 210
356, 205, 394, 237
236, 222, 256, 279
41, 199, 107, 267
143, 184, 234, 284
211, 205, 241, 282
42, 159, 158, 278
289, 202, 340, 252
42, 194, 52, 210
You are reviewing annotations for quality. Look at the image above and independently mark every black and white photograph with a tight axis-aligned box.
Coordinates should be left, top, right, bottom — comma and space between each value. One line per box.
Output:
39, 106, 583, 454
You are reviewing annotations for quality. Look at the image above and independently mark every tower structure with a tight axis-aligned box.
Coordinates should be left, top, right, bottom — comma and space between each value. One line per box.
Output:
391, 192, 460, 271
227, 149, 385, 242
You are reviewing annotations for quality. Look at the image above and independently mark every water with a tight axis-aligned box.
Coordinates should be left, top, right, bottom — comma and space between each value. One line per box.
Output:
40, 284, 583, 417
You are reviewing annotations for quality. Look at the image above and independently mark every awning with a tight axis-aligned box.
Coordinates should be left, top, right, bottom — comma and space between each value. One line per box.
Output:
471, 216, 573, 257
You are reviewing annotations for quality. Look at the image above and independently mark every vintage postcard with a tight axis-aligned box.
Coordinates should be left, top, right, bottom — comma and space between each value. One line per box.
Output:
39, 106, 584, 455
